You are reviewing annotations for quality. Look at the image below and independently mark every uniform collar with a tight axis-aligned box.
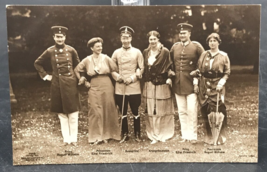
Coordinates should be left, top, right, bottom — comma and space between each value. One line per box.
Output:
55, 43, 65, 49
122, 44, 132, 50
181, 40, 190, 47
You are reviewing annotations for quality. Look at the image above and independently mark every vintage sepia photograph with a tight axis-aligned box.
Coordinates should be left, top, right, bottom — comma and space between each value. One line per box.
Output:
7, 5, 260, 165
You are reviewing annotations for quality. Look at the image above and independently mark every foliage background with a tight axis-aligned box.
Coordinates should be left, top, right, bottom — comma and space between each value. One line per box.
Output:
1, 3, 264, 172
6, 5, 260, 73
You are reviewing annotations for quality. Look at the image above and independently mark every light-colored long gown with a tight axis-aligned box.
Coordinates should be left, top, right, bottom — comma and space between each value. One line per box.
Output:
75, 54, 120, 143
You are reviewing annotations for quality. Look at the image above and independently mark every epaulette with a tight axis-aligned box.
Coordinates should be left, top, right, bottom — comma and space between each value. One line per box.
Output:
192, 41, 202, 46
66, 45, 74, 50
173, 42, 182, 46
47, 45, 55, 50
218, 50, 228, 56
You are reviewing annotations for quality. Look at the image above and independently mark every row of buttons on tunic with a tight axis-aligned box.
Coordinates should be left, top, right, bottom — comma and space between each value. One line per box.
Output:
55, 48, 72, 76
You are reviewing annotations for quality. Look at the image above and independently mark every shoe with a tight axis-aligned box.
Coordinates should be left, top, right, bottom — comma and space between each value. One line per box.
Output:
61, 142, 69, 147
190, 140, 197, 145
71, 142, 78, 147
222, 137, 226, 144
218, 137, 226, 145
120, 134, 129, 143
93, 140, 102, 145
178, 138, 187, 143
135, 134, 141, 142
151, 140, 158, 144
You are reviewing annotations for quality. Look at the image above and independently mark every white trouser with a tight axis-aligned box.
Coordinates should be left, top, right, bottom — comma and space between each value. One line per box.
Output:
175, 93, 198, 140
58, 111, 79, 143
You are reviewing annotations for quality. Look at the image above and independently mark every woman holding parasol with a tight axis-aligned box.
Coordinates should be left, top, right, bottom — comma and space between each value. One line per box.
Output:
190, 33, 230, 145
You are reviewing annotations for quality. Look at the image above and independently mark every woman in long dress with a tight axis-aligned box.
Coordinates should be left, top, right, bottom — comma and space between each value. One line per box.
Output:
191, 33, 230, 145
142, 31, 175, 144
75, 37, 120, 144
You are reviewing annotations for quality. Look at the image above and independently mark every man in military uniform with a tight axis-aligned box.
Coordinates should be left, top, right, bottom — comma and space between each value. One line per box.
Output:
111, 26, 144, 143
34, 26, 81, 146
170, 23, 204, 144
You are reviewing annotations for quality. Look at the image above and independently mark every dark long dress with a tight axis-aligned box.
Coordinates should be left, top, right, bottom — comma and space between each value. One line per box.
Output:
197, 50, 230, 144
75, 54, 120, 143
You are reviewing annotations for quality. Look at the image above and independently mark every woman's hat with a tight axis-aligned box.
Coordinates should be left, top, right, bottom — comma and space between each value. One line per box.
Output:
87, 37, 103, 48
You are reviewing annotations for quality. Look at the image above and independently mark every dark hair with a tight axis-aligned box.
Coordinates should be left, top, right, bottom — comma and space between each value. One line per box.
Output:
87, 37, 103, 48
147, 30, 160, 39
206, 33, 222, 44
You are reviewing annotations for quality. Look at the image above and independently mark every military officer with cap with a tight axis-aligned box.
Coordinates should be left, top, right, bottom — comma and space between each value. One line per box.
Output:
111, 26, 144, 143
169, 23, 204, 144
34, 26, 81, 147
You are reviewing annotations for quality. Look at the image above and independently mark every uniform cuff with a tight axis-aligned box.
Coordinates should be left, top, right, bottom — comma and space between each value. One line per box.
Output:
116, 75, 120, 81
80, 76, 87, 81
193, 78, 198, 85
130, 76, 134, 82
218, 78, 226, 86
43, 75, 49, 81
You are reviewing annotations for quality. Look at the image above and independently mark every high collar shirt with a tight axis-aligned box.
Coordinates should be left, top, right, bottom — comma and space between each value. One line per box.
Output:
111, 46, 144, 95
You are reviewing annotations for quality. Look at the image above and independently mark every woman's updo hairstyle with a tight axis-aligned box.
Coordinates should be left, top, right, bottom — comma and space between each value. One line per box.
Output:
147, 30, 160, 39
206, 33, 222, 44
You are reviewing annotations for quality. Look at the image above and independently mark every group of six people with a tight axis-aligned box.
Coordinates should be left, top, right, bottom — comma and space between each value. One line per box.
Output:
34, 23, 230, 147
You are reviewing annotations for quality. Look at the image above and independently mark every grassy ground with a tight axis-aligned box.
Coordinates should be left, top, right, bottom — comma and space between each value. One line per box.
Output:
10, 72, 258, 165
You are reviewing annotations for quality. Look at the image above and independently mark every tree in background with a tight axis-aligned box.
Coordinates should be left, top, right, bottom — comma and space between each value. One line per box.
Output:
6, 5, 260, 73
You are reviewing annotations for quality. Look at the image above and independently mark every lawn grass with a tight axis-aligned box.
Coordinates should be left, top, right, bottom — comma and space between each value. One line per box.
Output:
10, 73, 258, 165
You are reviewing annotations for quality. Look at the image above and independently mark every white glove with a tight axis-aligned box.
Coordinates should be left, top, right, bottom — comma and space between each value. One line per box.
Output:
166, 78, 172, 87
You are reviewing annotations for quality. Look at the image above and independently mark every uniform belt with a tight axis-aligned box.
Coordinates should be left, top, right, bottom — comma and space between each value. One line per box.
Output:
202, 73, 223, 78
87, 74, 109, 81
201, 76, 222, 81
175, 70, 192, 72
92, 74, 109, 77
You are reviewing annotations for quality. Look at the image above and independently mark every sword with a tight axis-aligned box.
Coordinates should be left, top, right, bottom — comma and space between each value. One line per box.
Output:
121, 83, 126, 130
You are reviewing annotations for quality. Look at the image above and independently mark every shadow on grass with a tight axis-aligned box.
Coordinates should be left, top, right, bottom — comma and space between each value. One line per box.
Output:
10, 73, 258, 164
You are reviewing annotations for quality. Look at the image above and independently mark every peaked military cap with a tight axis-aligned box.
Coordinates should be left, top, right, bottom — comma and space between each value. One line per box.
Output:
177, 23, 193, 32
120, 26, 134, 36
51, 26, 68, 35
87, 37, 103, 48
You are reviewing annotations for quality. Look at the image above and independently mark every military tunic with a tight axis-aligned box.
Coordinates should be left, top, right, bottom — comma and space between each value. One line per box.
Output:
111, 46, 144, 95
34, 44, 81, 114
111, 45, 144, 137
170, 41, 204, 95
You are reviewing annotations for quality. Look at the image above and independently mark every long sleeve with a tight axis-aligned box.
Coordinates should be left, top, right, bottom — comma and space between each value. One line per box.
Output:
34, 50, 50, 79
137, 50, 144, 75
71, 49, 80, 68
106, 56, 118, 73
74, 58, 87, 79
111, 51, 120, 81
130, 50, 144, 83
196, 43, 205, 58
218, 55, 231, 85
169, 45, 175, 72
